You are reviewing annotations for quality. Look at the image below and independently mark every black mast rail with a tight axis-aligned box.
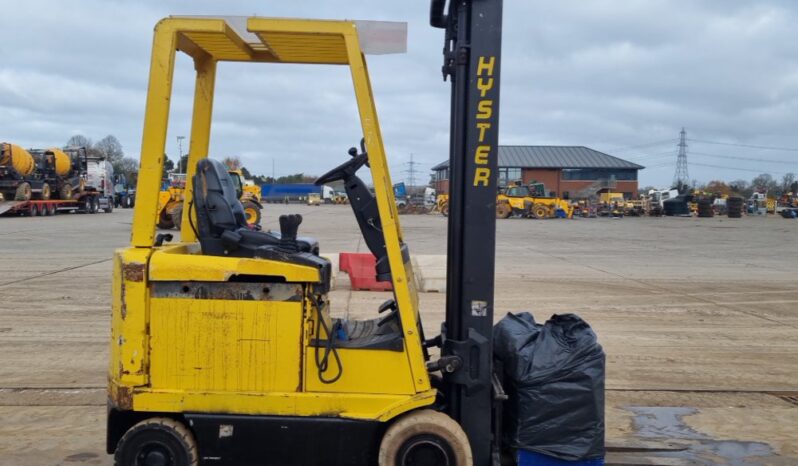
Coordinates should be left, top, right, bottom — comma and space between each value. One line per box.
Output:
431, 0, 504, 465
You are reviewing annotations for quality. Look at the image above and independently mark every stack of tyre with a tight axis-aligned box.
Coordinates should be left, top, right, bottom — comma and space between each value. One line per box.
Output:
697, 198, 714, 218
727, 196, 743, 218
663, 195, 691, 216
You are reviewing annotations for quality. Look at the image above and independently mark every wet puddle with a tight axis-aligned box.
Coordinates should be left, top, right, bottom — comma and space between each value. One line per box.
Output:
627, 407, 775, 466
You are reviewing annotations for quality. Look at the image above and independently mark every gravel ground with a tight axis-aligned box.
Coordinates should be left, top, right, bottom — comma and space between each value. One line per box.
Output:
0, 205, 796, 465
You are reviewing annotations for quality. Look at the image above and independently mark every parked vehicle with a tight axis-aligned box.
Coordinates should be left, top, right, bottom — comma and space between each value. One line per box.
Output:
261, 183, 334, 203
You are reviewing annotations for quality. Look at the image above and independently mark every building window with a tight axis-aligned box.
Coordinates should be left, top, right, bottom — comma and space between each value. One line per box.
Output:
435, 168, 449, 181
498, 167, 522, 187
561, 168, 637, 181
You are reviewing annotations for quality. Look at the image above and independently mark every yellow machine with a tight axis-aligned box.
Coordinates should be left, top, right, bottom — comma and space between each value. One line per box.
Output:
157, 170, 263, 229
108, 16, 457, 465
228, 168, 263, 224
496, 184, 573, 219
436, 193, 450, 216
307, 192, 322, 206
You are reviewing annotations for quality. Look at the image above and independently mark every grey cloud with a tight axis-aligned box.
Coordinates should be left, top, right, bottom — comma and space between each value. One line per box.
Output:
1, 0, 797, 187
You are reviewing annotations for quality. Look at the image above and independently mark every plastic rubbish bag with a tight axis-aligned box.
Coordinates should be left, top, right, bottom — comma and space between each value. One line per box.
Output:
494, 312, 605, 461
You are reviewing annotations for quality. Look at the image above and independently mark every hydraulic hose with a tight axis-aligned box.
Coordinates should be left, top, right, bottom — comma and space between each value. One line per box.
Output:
313, 296, 343, 384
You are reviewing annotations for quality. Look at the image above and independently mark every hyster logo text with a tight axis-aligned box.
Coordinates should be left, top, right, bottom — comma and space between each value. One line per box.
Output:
473, 56, 496, 187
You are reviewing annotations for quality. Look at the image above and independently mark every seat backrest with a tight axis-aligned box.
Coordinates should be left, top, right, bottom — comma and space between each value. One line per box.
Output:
193, 158, 247, 254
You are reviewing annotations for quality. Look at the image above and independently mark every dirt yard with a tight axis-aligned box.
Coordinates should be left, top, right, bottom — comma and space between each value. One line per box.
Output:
0, 206, 796, 465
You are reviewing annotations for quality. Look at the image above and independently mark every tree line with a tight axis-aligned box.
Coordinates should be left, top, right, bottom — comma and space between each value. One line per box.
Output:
642, 172, 798, 198
66, 134, 139, 186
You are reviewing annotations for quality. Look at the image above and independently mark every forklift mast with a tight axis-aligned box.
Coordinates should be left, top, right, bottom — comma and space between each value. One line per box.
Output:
431, 0, 503, 465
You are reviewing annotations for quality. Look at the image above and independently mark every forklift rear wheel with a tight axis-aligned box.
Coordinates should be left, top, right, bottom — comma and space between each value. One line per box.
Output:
114, 417, 198, 466
378, 409, 472, 466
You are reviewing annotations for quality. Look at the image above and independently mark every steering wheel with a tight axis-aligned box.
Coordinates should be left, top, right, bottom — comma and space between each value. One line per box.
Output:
315, 139, 369, 186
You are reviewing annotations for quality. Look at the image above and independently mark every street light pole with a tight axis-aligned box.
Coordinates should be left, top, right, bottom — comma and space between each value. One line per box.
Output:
177, 136, 186, 173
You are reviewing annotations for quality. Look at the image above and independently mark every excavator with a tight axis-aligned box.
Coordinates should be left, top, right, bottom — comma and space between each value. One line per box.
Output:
108, 2, 509, 465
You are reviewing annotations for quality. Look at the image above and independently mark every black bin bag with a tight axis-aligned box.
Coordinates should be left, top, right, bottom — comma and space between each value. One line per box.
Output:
494, 312, 605, 461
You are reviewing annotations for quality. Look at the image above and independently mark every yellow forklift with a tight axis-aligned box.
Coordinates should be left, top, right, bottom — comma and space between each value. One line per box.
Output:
109, 3, 505, 465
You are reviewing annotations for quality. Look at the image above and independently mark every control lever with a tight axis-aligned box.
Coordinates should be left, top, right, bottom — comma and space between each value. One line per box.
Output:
378, 299, 396, 313
377, 299, 399, 328
279, 214, 302, 252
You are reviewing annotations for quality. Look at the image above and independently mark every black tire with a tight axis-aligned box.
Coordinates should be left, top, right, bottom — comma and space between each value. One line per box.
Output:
105, 198, 114, 214
49, 204, 57, 216
15, 182, 32, 201
29, 204, 38, 217
81, 197, 91, 213
379, 409, 472, 466
40, 183, 51, 200
114, 417, 198, 466
60, 184, 73, 200
158, 207, 176, 230
242, 201, 262, 226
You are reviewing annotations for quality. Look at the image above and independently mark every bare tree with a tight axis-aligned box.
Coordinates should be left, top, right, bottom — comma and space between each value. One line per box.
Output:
751, 173, 778, 194
96, 135, 124, 162
782, 173, 795, 193
222, 156, 242, 170
66, 134, 92, 148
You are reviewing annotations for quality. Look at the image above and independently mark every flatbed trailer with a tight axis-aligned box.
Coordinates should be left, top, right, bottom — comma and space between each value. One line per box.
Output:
0, 191, 113, 217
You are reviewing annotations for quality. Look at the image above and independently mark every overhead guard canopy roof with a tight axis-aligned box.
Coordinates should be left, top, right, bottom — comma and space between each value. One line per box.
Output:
167, 16, 407, 64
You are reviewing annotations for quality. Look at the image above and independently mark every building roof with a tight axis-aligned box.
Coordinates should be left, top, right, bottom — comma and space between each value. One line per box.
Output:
431, 146, 644, 171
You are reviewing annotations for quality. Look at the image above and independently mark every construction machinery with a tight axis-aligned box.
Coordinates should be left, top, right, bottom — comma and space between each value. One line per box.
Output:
228, 168, 263, 223
0, 143, 37, 200
1, 143, 114, 216
496, 183, 573, 219
114, 174, 136, 208
158, 169, 263, 229
108, 5, 515, 465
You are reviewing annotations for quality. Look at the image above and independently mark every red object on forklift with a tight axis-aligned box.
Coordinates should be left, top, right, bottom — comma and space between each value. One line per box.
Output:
339, 252, 393, 291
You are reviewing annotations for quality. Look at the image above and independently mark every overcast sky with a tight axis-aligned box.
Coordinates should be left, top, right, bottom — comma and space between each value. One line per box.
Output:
2, 0, 797, 188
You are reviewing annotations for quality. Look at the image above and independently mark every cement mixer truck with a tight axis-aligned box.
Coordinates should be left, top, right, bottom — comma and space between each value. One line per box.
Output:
0, 142, 116, 217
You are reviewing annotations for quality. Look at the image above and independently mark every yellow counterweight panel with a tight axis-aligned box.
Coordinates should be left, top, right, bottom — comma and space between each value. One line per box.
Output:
148, 247, 320, 284
130, 389, 437, 421
149, 299, 303, 393
109, 248, 153, 388
304, 348, 416, 395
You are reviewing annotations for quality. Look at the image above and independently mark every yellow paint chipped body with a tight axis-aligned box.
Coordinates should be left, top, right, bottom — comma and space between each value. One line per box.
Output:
110, 16, 434, 423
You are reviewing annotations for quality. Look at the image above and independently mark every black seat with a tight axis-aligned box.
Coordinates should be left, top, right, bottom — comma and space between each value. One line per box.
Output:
192, 158, 319, 258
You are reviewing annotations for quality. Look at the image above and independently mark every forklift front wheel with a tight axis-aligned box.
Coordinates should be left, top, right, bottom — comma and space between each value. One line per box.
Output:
378, 409, 472, 466
114, 417, 198, 466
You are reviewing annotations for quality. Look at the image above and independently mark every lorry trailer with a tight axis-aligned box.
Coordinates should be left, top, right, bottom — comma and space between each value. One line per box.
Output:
0, 192, 113, 217
261, 183, 334, 203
